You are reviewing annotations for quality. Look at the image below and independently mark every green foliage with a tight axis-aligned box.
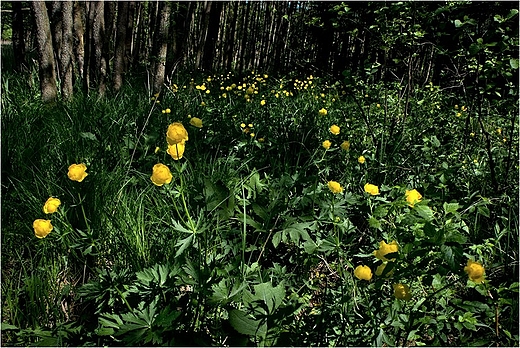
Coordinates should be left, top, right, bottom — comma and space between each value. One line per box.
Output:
1, 36, 518, 347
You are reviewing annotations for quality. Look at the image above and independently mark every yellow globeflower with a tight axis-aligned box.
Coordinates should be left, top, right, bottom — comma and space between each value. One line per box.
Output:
43, 197, 61, 214
340, 140, 350, 151
373, 240, 399, 261
166, 122, 189, 145
150, 163, 173, 186
190, 117, 203, 128
68, 163, 88, 182
330, 124, 340, 135
33, 219, 53, 239
167, 143, 186, 161
260, 100, 266, 106
393, 283, 412, 300
358, 155, 366, 164
364, 183, 379, 195
319, 108, 328, 116
354, 265, 373, 281
405, 189, 422, 207
464, 259, 485, 283
322, 140, 332, 150
327, 180, 343, 194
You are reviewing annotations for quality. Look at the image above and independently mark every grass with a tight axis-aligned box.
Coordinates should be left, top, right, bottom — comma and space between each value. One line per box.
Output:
1, 68, 519, 346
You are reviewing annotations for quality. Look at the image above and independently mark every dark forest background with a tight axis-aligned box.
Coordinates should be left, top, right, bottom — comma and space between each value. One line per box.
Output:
1, 1, 518, 102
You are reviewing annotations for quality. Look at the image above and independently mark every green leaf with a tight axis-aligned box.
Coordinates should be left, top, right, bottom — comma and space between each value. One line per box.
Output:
272, 231, 282, 248
1, 323, 18, 330
454, 19, 463, 27
253, 281, 286, 313
80, 132, 98, 141
443, 202, 460, 214
368, 216, 382, 230
415, 206, 434, 221
174, 234, 194, 258
509, 58, 519, 69
228, 309, 267, 337
477, 206, 490, 218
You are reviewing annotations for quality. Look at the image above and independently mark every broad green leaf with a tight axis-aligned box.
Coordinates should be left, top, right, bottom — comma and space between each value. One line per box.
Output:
454, 19, 462, 27
368, 216, 382, 230
443, 202, 460, 214
272, 231, 282, 248
253, 281, 286, 313
228, 309, 267, 337
415, 206, 434, 221
80, 132, 98, 141
477, 205, 490, 218
510, 58, 519, 69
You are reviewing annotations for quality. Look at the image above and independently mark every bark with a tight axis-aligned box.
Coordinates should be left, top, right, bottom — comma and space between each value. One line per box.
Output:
12, 1, 27, 73
113, 1, 129, 92
125, 1, 135, 71
152, 1, 171, 94
61, 1, 74, 99
49, 1, 63, 80
73, 1, 85, 78
202, 1, 223, 72
85, 1, 107, 95
31, 0, 58, 103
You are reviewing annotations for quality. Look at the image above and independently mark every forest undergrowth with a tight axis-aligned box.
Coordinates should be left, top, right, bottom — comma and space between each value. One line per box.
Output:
1, 67, 519, 347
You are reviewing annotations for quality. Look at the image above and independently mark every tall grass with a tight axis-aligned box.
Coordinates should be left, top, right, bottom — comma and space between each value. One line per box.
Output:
1, 67, 518, 346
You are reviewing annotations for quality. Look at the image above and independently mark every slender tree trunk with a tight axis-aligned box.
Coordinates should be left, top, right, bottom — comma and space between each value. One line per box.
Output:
152, 1, 171, 94
73, 1, 85, 80
61, 1, 74, 99
113, 1, 129, 92
202, 1, 223, 72
31, 0, 58, 103
125, 1, 135, 71
12, 1, 27, 73
50, 1, 63, 82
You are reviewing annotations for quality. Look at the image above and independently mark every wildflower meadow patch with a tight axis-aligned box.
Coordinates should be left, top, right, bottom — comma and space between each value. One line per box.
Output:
1, 69, 518, 346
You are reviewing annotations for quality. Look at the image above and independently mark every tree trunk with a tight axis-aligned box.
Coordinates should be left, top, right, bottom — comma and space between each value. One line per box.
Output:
202, 1, 223, 72
61, 1, 74, 99
31, 0, 58, 103
49, 1, 63, 82
152, 1, 171, 95
73, 1, 85, 79
113, 1, 129, 92
85, 1, 107, 95
12, 1, 27, 73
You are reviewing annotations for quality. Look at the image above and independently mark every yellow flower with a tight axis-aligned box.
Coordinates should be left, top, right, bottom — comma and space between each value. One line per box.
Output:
240, 123, 246, 128
167, 143, 185, 161
454, 105, 459, 109
461, 105, 467, 112
319, 108, 328, 116
260, 100, 266, 106
322, 140, 331, 149
250, 133, 255, 137
470, 132, 475, 137
456, 112, 461, 117
43, 197, 61, 214
497, 128, 502, 135
358, 155, 366, 164
393, 283, 412, 300
354, 265, 373, 281
248, 123, 253, 128
364, 183, 379, 195
327, 180, 343, 194
340, 140, 350, 151
150, 163, 173, 186
166, 122, 188, 145
330, 124, 340, 135
464, 260, 485, 283
190, 117, 203, 128
154, 146, 160, 154
33, 219, 53, 239
373, 240, 399, 261
67, 163, 88, 182
376, 103, 381, 108
200, 101, 206, 106
375, 262, 394, 277
405, 189, 422, 207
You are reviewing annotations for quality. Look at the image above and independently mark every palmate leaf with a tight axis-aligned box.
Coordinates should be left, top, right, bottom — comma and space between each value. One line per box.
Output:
253, 281, 286, 314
